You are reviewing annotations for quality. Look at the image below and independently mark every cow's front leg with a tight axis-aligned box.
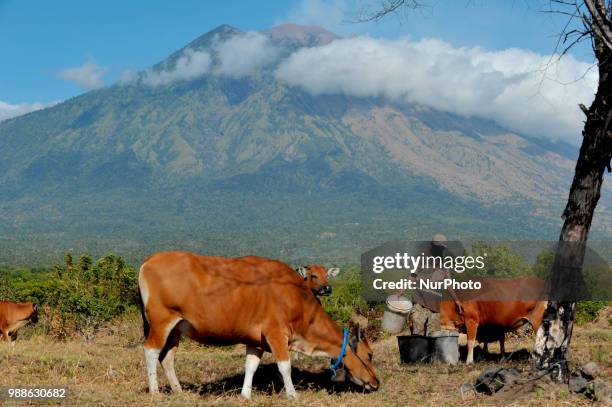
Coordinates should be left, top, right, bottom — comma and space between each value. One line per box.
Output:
499, 334, 505, 356
266, 333, 297, 399
465, 320, 478, 365
241, 346, 263, 399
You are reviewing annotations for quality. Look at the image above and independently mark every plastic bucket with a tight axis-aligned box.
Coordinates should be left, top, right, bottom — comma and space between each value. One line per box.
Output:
382, 310, 405, 334
397, 335, 434, 364
431, 330, 459, 365
386, 295, 412, 314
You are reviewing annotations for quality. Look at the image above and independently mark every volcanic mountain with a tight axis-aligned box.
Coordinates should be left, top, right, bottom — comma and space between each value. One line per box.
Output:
0, 23, 609, 266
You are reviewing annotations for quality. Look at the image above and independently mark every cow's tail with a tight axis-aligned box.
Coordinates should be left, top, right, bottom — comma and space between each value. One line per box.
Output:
137, 264, 150, 340
530, 300, 548, 332
138, 289, 150, 339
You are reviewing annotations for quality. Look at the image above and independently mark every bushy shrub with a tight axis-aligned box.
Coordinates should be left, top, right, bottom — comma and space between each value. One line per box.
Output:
1, 253, 138, 339
320, 266, 368, 324
575, 300, 608, 325
468, 243, 531, 277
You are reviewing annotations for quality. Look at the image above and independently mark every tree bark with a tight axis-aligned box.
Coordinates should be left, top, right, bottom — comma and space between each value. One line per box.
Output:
533, 7, 612, 380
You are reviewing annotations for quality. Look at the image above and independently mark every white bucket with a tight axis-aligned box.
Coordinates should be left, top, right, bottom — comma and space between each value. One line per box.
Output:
386, 295, 412, 314
431, 330, 460, 364
382, 310, 405, 334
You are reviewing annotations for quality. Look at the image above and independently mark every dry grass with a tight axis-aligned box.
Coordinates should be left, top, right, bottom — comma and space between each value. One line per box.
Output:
0, 312, 609, 407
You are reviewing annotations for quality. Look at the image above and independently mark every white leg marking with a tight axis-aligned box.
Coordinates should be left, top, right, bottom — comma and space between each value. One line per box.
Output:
241, 346, 262, 399
466, 339, 476, 365
277, 360, 297, 399
144, 347, 160, 394
161, 347, 182, 393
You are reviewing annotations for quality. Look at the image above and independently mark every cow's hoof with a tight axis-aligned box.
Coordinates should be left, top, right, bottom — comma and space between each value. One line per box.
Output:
148, 392, 162, 401
240, 390, 252, 399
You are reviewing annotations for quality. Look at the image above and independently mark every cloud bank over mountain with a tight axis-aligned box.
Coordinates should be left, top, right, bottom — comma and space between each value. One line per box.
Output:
274, 36, 597, 143
143, 49, 212, 86
213, 31, 279, 78
132, 26, 597, 143
141, 31, 278, 86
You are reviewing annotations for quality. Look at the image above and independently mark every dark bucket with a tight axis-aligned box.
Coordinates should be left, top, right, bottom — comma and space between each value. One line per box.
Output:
397, 335, 435, 364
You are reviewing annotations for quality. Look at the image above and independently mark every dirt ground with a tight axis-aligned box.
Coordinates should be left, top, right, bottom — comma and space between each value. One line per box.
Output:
0, 312, 609, 406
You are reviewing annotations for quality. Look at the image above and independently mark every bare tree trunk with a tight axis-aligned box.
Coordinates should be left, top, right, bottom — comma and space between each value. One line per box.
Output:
534, 5, 612, 379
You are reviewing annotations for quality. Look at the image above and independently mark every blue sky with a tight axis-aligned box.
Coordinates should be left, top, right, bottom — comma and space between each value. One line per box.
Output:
0, 0, 593, 105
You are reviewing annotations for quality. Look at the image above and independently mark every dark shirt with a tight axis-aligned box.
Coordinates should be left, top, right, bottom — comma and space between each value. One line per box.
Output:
411, 267, 451, 312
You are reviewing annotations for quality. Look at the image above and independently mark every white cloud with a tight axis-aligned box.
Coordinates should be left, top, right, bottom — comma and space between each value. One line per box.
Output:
143, 49, 212, 86
275, 36, 597, 142
118, 68, 138, 85
0, 100, 58, 123
282, 0, 350, 34
138, 32, 277, 86
58, 62, 107, 90
213, 31, 279, 78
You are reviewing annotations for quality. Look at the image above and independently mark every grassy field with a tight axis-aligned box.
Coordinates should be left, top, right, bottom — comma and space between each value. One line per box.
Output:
1, 311, 610, 407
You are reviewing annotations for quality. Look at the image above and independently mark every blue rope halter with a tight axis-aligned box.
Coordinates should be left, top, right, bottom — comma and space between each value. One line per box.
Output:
330, 327, 349, 373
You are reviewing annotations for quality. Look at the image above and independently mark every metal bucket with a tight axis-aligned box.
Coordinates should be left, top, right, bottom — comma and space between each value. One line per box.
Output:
381, 310, 405, 334
397, 335, 434, 364
431, 330, 459, 365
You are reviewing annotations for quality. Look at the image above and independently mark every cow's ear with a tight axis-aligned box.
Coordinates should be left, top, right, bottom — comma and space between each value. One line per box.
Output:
348, 333, 359, 353
357, 327, 365, 342
327, 267, 340, 278
295, 267, 307, 279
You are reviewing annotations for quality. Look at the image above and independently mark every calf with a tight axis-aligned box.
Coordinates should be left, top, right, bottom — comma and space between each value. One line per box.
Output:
440, 277, 547, 364
139, 252, 378, 399
0, 301, 38, 353
295, 265, 340, 296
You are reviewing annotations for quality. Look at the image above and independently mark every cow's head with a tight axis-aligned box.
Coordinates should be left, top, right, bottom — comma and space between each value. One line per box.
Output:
439, 300, 463, 331
340, 326, 379, 391
296, 265, 339, 296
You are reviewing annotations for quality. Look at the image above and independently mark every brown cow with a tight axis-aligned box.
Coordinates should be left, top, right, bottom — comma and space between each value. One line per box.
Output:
138, 252, 378, 399
295, 265, 340, 296
440, 277, 547, 364
0, 301, 38, 353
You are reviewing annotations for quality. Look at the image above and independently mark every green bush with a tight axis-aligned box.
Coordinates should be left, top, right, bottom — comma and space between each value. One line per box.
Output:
575, 300, 608, 325
468, 243, 530, 277
1, 253, 138, 339
320, 266, 368, 324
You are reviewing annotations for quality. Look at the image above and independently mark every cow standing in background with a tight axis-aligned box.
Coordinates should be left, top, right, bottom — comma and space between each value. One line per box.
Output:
440, 277, 548, 364
0, 301, 39, 354
295, 265, 340, 297
138, 252, 378, 399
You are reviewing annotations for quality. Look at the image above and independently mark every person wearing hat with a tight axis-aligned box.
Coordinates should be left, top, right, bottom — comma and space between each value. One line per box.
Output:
408, 234, 452, 336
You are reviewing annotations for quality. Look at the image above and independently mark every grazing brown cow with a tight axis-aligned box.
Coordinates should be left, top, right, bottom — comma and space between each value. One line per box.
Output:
0, 301, 38, 353
440, 277, 548, 364
295, 265, 340, 296
138, 252, 378, 399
